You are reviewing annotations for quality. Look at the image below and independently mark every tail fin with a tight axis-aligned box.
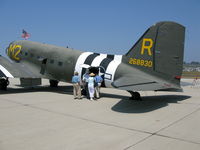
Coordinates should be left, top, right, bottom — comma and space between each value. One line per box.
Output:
125, 21, 185, 86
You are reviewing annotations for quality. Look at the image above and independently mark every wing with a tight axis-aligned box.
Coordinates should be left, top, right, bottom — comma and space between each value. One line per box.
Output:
0, 56, 41, 78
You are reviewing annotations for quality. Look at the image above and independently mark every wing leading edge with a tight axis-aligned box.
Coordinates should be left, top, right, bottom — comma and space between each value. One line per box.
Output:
0, 56, 41, 78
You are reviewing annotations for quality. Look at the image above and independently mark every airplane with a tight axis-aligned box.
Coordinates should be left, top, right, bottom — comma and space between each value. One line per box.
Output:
0, 21, 185, 100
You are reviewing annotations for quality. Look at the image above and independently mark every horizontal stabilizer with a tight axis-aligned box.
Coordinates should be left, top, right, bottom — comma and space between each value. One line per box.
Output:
112, 73, 182, 91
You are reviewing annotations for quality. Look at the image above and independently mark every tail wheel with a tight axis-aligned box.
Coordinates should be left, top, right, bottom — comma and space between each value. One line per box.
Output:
127, 91, 142, 100
133, 92, 141, 100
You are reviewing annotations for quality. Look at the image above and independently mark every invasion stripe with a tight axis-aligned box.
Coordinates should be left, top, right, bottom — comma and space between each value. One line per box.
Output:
99, 55, 115, 87
75, 52, 122, 88
81, 53, 100, 77
99, 57, 113, 72
91, 54, 107, 67
104, 55, 122, 87
0, 70, 6, 77
113, 55, 122, 62
83, 53, 100, 65
107, 54, 114, 60
0, 65, 14, 78
74, 52, 93, 79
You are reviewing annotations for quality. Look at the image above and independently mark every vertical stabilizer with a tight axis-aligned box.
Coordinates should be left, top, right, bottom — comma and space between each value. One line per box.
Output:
125, 21, 185, 86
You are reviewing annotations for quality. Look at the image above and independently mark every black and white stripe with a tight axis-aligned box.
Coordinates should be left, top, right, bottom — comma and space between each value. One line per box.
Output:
81, 53, 100, 77
0, 70, 6, 77
0, 65, 14, 78
74, 52, 122, 88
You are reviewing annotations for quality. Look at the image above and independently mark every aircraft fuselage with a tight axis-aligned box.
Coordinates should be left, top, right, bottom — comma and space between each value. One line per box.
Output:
7, 40, 122, 88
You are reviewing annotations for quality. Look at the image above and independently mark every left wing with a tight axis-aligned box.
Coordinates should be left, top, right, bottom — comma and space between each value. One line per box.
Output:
0, 55, 41, 78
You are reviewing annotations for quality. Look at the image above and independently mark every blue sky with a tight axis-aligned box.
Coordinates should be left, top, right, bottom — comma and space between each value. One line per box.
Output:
0, 0, 199, 62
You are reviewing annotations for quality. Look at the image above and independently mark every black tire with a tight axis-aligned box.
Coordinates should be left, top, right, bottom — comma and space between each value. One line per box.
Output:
134, 92, 141, 100
0, 79, 8, 90
49, 79, 59, 87
128, 91, 142, 100
6, 80, 9, 86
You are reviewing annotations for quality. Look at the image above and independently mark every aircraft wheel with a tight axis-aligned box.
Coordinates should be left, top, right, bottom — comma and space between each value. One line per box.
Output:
49, 79, 59, 87
0, 78, 8, 90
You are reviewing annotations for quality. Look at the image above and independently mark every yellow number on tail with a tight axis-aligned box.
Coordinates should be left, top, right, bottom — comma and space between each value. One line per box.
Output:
129, 58, 152, 68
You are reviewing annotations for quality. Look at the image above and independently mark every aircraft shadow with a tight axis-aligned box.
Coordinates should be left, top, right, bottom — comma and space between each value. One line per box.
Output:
101, 92, 128, 100
111, 95, 191, 113
0, 85, 73, 95
1, 86, 191, 114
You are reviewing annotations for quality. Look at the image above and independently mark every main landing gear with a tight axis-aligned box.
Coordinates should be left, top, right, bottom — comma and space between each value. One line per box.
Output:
49, 79, 59, 87
127, 91, 142, 100
0, 78, 9, 91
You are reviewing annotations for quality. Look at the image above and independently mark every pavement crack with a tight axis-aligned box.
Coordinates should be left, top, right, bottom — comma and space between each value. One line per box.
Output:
123, 134, 153, 150
155, 106, 200, 134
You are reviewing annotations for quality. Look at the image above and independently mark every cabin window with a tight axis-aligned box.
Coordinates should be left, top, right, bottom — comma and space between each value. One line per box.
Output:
50, 59, 54, 64
58, 61, 63, 66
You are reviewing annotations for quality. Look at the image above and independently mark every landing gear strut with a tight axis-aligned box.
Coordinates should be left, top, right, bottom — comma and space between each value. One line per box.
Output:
0, 78, 9, 90
127, 91, 142, 100
49, 79, 59, 87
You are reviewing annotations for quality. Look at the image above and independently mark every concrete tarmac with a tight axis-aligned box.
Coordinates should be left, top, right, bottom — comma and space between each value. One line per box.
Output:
0, 78, 200, 150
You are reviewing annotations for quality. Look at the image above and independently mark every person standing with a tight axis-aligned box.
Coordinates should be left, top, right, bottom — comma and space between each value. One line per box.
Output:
94, 74, 103, 99
82, 70, 90, 98
71, 72, 81, 99
88, 72, 95, 100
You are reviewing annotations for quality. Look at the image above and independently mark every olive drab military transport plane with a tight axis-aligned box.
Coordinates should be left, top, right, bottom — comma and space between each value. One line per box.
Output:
0, 21, 185, 100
